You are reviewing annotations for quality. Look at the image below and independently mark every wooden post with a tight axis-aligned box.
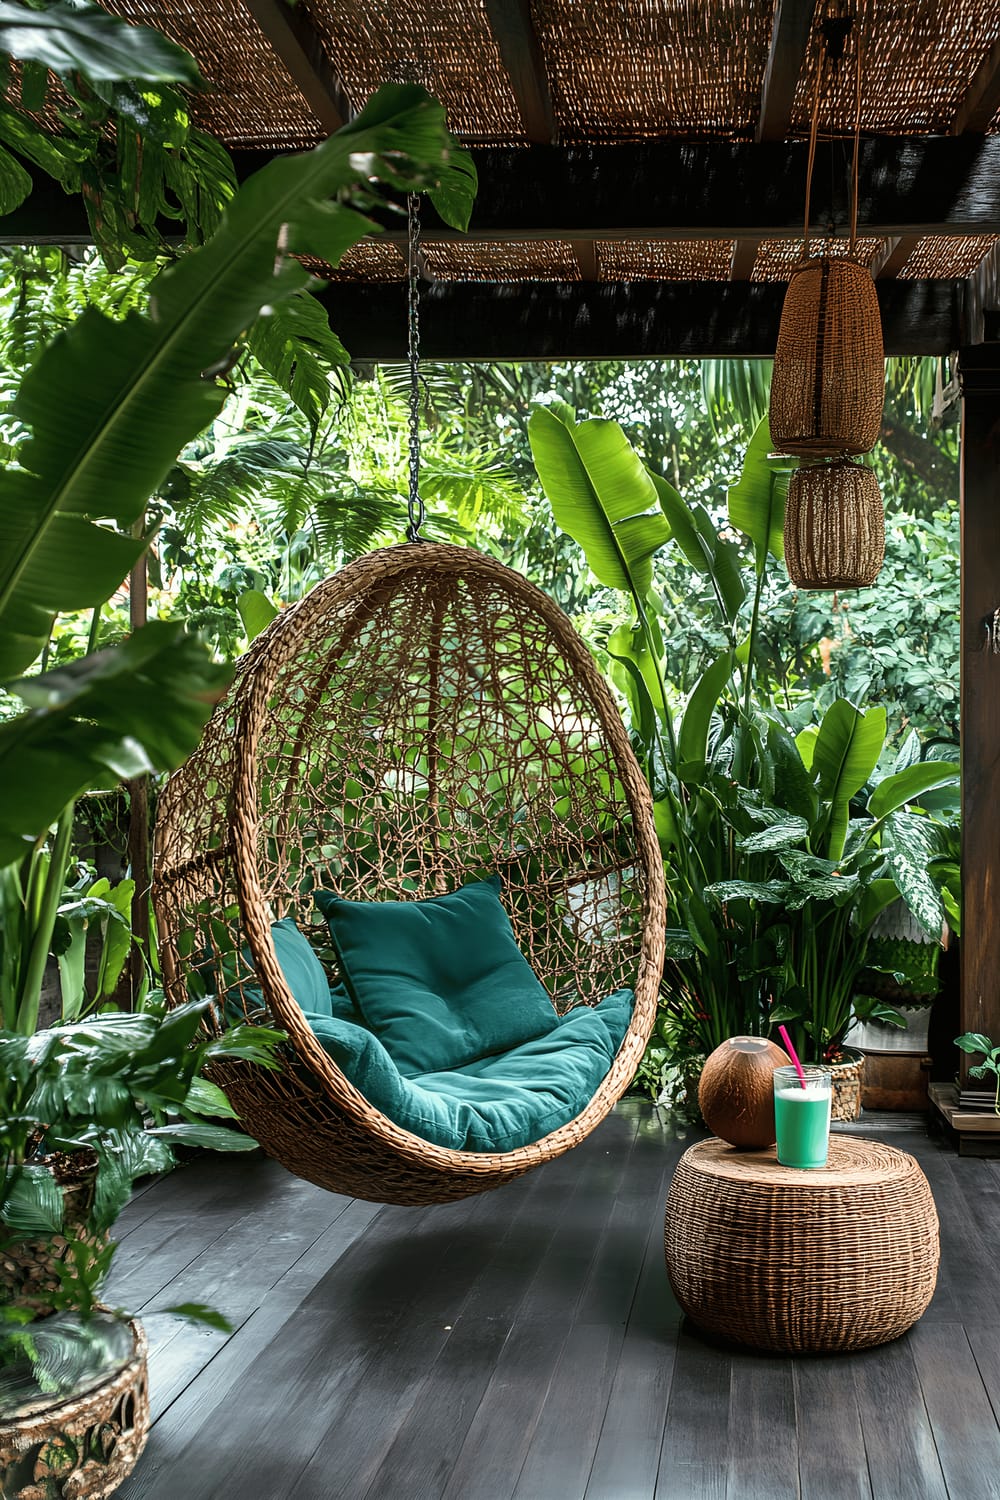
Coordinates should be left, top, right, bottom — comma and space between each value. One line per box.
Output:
126, 517, 150, 1006
958, 344, 1000, 1062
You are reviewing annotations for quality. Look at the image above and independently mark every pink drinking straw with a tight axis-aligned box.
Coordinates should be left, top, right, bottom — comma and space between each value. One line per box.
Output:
777, 1024, 809, 1090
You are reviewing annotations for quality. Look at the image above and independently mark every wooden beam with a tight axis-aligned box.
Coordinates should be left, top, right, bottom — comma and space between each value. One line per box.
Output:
6, 137, 1000, 244
316, 279, 960, 360
872, 235, 921, 279
756, 0, 819, 143
482, 0, 557, 145
952, 37, 1000, 135
957, 344, 1000, 1068
730, 238, 762, 280
242, 0, 351, 133
568, 240, 599, 281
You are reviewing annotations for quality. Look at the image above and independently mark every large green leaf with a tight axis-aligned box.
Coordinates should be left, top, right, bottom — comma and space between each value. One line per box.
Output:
868, 761, 960, 820
245, 289, 350, 434
0, 141, 31, 212
0, 83, 466, 675
647, 469, 711, 574
766, 719, 819, 822
677, 651, 732, 778
0, 0, 202, 84
1, 1164, 63, 1235
811, 700, 887, 862
528, 408, 669, 598
727, 415, 791, 570
0, 624, 229, 862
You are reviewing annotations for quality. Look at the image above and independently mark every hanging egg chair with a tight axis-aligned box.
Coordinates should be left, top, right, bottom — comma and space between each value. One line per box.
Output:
152, 542, 666, 1204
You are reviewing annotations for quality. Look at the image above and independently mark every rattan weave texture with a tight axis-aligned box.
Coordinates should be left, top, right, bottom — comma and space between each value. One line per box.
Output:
751, 237, 885, 282
597, 239, 736, 281
532, 0, 773, 140
898, 234, 1000, 280
790, 0, 1000, 137
784, 462, 885, 590
769, 257, 884, 457
303, 240, 407, 282
306, 0, 525, 142
664, 1136, 939, 1354
153, 544, 666, 1205
422, 239, 582, 281
105, 0, 322, 148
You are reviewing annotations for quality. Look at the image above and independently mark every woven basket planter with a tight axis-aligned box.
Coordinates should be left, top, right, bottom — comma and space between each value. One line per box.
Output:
784, 461, 885, 589
829, 1047, 865, 1121
1, 1153, 108, 1318
0, 1315, 149, 1499
769, 257, 884, 457
664, 1136, 939, 1354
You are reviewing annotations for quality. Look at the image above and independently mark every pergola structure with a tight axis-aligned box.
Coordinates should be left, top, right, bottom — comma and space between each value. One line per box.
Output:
7, 0, 1000, 1113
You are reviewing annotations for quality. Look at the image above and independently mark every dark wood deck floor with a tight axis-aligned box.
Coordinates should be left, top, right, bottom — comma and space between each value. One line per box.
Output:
109, 1102, 1000, 1500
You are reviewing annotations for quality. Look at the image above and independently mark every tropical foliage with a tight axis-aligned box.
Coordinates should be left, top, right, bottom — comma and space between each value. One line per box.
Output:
0, 0, 236, 264
528, 403, 958, 1068
0, 80, 475, 1050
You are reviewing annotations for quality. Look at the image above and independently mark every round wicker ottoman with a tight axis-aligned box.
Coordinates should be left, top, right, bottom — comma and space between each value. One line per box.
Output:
664, 1136, 939, 1354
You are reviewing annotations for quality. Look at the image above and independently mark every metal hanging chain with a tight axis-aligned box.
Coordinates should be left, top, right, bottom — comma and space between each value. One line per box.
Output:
405, 191, 425, 543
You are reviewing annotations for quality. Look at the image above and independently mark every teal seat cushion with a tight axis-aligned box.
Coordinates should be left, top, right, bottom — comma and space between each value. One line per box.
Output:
314, 877, 559, 1076
304, 987, 634, 1153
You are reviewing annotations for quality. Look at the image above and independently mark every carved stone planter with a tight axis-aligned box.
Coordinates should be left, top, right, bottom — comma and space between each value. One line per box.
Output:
0, 1312, 149, 1500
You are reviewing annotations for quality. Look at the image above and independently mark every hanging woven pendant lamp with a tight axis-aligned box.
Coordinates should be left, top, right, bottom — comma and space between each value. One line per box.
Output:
769, 257, 883, 456
769, 15, 884, 458
783, 460, 884, 589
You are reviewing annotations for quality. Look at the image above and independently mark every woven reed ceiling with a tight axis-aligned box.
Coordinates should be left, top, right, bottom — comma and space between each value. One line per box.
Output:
99, 0, 1000, 288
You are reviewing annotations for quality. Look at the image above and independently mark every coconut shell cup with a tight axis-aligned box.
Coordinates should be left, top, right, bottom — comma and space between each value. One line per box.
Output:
698, 1036, 792, 1149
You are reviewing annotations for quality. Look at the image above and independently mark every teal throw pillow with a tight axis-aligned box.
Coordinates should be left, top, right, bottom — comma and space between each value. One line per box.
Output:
314, 876, 558, 1075
267, 918, 358, 1021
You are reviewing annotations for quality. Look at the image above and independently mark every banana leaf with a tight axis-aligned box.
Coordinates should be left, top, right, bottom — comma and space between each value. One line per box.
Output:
0, 83, 469, 676
677, 651, 732, 780
727, 414, 792, 571
0, 623, 229, 863
0, 0, 201, 85
527, 408, 670, 599
811, 699, 887, 862
868, 761, 960, 820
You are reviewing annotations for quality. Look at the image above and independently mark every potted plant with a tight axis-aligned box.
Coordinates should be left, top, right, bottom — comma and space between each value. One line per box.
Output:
708, 698, 957, 1116
0, 996, 282, 1498
526, 406, 959, 1122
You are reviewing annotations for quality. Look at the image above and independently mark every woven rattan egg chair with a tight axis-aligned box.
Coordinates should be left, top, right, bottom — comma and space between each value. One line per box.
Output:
152, 541, 666, 1205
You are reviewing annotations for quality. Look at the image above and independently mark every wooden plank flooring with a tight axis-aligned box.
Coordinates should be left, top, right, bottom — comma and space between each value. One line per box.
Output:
108, 1102, 1000, 1499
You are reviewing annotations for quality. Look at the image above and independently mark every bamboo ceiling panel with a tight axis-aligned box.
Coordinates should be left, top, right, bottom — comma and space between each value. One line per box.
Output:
302, 239, 406, 280
897, 235, 1000, 278
597, 240, 735, 280
104, 0, 321, 147
530, 0, 772, 140
790, 0, 1000, 136
422, 240, 580, 280
303, 0, 524, 142
751, 237, 886, 281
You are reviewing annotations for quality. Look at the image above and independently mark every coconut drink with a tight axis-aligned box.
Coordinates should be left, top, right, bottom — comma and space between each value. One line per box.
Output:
698, 1036, 791, 1148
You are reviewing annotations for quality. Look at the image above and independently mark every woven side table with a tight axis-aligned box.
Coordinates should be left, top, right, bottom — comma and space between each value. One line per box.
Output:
664, 1136, 939, 1354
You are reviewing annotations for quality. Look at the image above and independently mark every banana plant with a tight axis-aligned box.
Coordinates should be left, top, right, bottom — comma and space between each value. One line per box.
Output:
528, 403, 794, 1052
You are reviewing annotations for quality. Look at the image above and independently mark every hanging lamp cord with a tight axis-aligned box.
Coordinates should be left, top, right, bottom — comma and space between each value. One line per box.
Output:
405, 191, 425, 544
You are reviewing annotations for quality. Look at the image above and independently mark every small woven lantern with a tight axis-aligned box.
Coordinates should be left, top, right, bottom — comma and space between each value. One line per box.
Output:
784, 461, 885, 589
769, 257, 884, 457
